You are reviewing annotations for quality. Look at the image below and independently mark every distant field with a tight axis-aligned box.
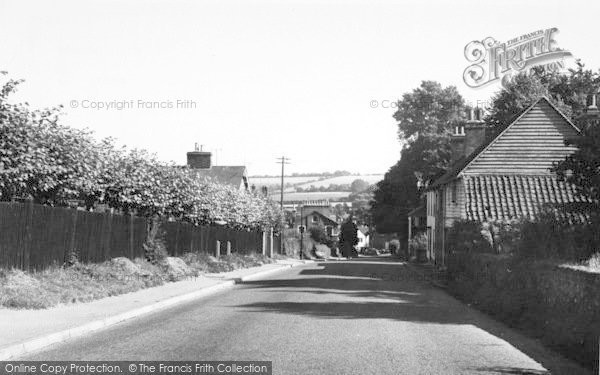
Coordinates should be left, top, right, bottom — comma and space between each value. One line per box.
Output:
250, 176, 322, 187
296, 174, 383, 189
251, 174, 383, 189
269, 191, 351, 202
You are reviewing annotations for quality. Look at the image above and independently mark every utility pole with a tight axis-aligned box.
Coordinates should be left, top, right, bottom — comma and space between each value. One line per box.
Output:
276, 156, 291, 210
276, 156, 291, 255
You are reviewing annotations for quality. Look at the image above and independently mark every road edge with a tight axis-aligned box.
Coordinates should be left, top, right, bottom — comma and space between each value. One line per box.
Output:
0, 260, 311, 360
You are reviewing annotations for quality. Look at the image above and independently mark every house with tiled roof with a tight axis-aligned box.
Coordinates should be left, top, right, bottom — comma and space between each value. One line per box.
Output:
295, 201, 340, 237
425, 97, 582, 266
186, 145, 249, 190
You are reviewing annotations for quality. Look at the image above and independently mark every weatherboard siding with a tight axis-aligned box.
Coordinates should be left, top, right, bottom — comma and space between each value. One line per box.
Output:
444, 180, 465, 225
463, 100, 579, 175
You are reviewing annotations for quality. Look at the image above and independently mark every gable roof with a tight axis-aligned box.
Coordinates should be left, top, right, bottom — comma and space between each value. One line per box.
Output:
428, 97, 580, 189
193, 166, 248, 188
305, 210, 339, 226
357, 225, 370, 235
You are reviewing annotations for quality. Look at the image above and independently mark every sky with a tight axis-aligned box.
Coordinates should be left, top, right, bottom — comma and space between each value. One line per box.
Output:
1, 0, 599, 176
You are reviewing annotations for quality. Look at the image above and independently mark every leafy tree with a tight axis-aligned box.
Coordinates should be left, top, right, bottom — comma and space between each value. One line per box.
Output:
0, 71, 284, 232
350, 179, 369, 193
486, 69, 552, 128
371, 81, 465, 234
0, 72, 111, 206
553, 119, 600, 218
333, 203, 350, 221
393, 81, 464, 139
487, 63, 600, 129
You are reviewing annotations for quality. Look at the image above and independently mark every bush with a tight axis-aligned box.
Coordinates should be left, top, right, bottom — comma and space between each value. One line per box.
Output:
308, 225, 335, 248
517, 213, 599, 261
308, 225, 328, 244
143, 221, 168, 265
446, 220, 493, 253
447, 213, 600, 262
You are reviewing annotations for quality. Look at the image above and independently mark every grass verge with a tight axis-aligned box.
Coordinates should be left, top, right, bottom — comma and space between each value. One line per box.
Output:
0, 253, 278, 310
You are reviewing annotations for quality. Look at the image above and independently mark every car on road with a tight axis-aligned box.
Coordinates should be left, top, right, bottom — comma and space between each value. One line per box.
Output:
362, 247, 380, 256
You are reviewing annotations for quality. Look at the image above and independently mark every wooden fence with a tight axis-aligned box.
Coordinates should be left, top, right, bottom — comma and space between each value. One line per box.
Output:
0, 202, 265, 270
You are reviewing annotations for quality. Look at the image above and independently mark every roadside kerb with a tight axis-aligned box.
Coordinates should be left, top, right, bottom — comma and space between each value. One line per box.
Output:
0, 260, 312, 360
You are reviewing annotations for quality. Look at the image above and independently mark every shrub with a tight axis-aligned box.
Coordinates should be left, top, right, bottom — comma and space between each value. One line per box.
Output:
516, 212, 600, 261
308, 225, 328, 244
446, 220, 493, 253
447, 213, 599, 262
143, 221, 168, 265
64, 249, 80, 268
308, 224, 335, 248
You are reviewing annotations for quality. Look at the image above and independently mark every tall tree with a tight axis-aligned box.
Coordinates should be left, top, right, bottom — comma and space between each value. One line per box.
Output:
487, 62, 600, 128
350, 179, 369, 193
371, 81, 465, 234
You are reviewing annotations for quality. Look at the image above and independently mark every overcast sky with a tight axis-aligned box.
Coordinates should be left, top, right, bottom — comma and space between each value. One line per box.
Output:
1, 0, 599, 175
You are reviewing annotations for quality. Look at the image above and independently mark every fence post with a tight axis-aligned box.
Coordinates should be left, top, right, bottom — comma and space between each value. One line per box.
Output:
215, 240, 221, 258
268, 228, 274, 258
226, 241, 231, 256
23, 198, 34, 270
262, 231, 267, 256
129, 215, 135, 259
68, 208, 78, 262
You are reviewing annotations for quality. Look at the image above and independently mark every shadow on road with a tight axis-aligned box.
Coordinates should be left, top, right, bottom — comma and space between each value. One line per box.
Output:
469, 367, 548, 375
236, 257, 587, 375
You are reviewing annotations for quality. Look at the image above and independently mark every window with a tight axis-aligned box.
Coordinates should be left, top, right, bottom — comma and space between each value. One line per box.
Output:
451, 183, 457, 204
312, 215, 318, 223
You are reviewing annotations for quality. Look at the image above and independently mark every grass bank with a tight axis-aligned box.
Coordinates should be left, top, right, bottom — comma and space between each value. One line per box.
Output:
0, 253, 277, 310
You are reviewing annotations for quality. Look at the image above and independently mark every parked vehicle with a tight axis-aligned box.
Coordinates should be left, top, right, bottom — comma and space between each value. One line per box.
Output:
363, 247, 380, 256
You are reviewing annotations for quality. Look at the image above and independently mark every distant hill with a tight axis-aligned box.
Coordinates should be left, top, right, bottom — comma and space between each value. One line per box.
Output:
250, 174, 383, 191
269, 191, 352, 203
296, 175, 383, 189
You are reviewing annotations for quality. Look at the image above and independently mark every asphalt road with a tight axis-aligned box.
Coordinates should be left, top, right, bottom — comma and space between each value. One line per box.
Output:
23, 257, 590, 375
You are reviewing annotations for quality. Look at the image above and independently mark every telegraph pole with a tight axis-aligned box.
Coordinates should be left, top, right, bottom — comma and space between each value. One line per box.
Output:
276, 156, 291, 210
276, 156, 291, 255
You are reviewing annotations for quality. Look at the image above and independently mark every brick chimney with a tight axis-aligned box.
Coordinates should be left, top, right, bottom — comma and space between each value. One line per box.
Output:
450, 108, 488, 162
463, 107, 488, 157
450, 120, 465, 163
187, 143, 212, 169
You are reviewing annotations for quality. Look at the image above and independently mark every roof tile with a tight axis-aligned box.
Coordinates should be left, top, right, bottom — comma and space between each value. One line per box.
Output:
464, 175, 586, 222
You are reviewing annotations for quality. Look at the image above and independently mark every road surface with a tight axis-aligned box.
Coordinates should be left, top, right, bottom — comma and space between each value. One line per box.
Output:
23, 257, 589, 374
